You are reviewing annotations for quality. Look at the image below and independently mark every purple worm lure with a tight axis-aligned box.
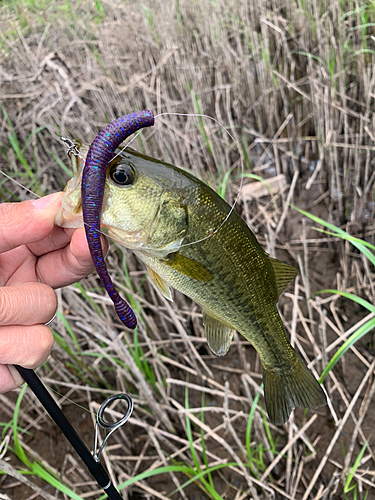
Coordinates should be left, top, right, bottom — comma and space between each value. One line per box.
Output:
81, 110, 155, 329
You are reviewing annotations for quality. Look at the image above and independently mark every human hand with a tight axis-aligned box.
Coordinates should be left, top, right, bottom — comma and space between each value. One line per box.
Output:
0, 192, 105, 392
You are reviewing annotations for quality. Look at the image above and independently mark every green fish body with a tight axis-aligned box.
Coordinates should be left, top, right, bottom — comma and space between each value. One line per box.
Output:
56, 146, 327, 425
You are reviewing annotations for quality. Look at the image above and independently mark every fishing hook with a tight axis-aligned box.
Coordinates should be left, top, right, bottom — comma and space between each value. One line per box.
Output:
61, 136, 81, 158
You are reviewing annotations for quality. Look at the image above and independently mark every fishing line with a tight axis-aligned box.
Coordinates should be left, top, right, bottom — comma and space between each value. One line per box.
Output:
112, 111, 245, 249
15, 366, 130, 499
2, 112, 245, 251
0, 169, 41, 198
45, 385, 98, 415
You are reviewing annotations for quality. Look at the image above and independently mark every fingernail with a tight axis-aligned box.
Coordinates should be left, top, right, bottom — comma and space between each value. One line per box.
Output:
7, 365, 25, 387
32, 192, 62, 210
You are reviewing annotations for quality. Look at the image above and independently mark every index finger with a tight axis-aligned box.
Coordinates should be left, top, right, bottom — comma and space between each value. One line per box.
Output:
0, 193, 63, 253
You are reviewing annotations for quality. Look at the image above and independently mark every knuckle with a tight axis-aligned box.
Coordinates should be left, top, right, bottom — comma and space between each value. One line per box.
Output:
0, 288, 15, 324
0, 202, 31, 247
0, 284, 57, 326
24, 325, 54, 368
35, 283, 58, 319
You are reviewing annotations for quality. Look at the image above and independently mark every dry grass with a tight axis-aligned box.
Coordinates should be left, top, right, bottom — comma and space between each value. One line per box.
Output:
0, 0, 375, 499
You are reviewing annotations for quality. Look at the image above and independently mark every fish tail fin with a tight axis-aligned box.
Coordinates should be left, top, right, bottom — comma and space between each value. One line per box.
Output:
262, 357, 327, 425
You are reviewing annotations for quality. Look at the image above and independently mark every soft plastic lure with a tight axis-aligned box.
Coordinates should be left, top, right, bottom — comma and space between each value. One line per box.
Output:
81, 110, 154, 328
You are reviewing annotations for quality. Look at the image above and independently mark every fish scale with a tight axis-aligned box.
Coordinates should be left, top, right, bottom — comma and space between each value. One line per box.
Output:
143, 199, 288, 366
56, 137, 327, 425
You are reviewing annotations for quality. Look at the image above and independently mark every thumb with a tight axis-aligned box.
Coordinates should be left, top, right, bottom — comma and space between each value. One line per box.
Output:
0, 192, 63, 254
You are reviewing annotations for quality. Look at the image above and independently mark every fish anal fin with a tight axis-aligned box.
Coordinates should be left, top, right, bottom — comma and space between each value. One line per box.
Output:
262, 357, 327, 425
164, 254, 213, 282
203, 311, 234, 356
146, 265, 173, 302
268, 257, 298, 297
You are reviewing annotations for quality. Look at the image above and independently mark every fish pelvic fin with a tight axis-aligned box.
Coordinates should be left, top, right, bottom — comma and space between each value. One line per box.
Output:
262, 357, 327, 425
268, 257, 298, 298
145, 265, 173, 301
203, 311, 234, 356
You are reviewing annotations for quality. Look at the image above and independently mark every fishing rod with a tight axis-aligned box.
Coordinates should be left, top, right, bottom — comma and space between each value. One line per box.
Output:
15, 365, 132, 499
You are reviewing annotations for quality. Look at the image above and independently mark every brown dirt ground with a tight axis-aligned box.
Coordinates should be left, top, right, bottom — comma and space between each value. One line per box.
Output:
1, 1, 375, 499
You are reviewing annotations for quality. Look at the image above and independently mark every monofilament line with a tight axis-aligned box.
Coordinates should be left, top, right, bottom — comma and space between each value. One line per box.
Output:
0, 169, 41, 198
113, 111, 245, 249
2, 112, 245, 251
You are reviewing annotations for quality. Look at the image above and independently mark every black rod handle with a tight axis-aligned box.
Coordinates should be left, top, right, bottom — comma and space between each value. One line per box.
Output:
14, 366, 123, 500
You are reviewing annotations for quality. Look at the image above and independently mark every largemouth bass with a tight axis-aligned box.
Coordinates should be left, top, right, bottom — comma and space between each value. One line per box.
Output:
56, 134, 326, 425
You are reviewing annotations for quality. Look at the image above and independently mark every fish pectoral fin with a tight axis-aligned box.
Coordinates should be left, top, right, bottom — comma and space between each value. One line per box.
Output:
142, 238, 185, 259
145, 265, 173, 302
203, 311, 234, 356
268, 257, 298, 297
163, 254, 213, 282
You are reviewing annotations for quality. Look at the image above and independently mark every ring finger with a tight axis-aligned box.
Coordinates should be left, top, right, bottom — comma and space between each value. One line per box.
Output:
0, 283, 57, 326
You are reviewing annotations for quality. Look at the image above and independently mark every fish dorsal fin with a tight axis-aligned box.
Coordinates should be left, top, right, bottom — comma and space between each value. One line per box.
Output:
203, 311, 234, 356
163, 254, 213, 282
268, 257, 298, 297
145, 265, 173, 302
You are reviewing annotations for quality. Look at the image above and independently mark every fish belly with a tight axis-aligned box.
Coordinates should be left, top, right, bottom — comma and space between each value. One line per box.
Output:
135, 249, 326, 426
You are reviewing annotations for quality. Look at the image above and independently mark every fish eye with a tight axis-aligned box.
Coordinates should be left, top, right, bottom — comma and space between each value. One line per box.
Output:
108, 162, 135, 186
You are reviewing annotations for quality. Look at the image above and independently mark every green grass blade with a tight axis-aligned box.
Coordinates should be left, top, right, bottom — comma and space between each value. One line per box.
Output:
311, 227, 375, 253
169, 462, 239, 498
293, 206, 375, 267
22, 126, 46, 151
11, 385, 83, 499
185, 383, 201, 472
200, 393, 213, 489
191, 92, 214, 158
31, 463, 84, 500
97, 465, 194, 499
344, 439, 369, 494
56, 310, 81, 352
313, 289, 375, 314
1, 105, 32, 174
319, 317, 375, 383
218, 166, 234, 200
295, 50, 327, 69
261, 409, 276, 455
12, 384, 31, 467
48, 149, 73, 176
245, 390, 261, 461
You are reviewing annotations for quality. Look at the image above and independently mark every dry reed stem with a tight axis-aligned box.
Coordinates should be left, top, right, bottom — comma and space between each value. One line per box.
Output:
1, 0, 375, 497
302, 359, 375, 500
260, 414, 318, 482
0, 459, 56, 500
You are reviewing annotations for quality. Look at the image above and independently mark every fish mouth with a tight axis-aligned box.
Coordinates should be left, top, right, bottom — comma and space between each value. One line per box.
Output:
55, 208, 84, 228
55, 145, 88, 228
106, 226, 149, 249
55, 174, 84, 228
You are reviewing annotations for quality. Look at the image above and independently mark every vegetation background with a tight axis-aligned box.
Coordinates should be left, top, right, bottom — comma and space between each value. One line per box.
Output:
0, 0, 375, 499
